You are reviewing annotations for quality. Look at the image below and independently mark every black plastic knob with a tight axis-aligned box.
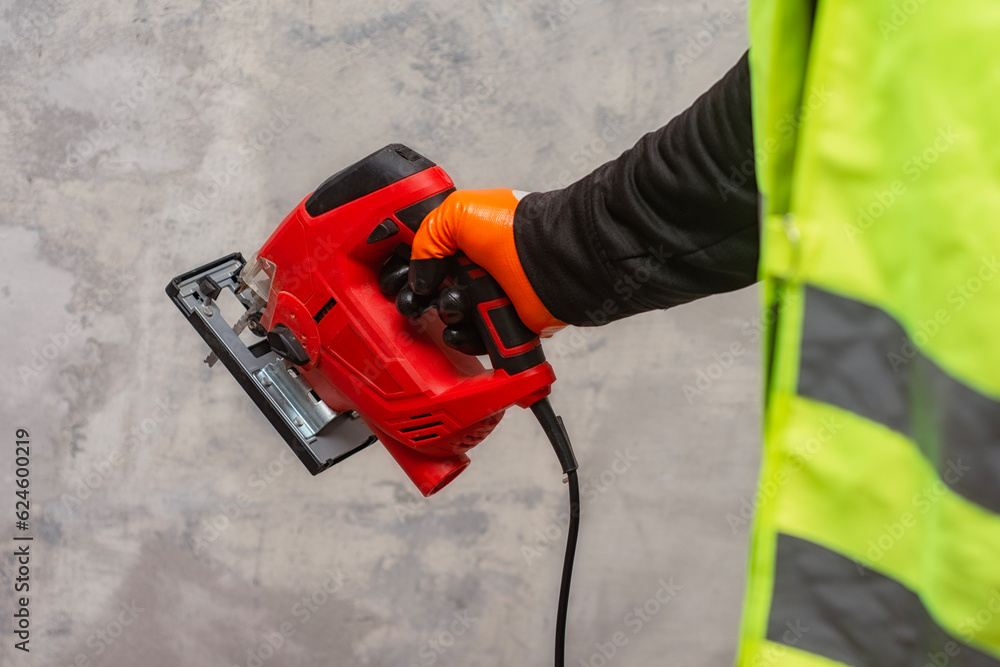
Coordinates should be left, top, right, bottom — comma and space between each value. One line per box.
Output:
267, 324, 310, 366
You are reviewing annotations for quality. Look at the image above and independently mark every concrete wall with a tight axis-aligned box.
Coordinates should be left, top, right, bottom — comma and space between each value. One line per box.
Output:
0, 1, 759, 665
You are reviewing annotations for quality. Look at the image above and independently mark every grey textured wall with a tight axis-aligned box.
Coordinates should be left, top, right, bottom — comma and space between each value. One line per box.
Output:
0, 1, 759, 665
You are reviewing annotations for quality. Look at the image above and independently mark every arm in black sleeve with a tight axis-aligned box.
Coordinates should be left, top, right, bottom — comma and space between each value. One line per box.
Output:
514, 51, 759, 326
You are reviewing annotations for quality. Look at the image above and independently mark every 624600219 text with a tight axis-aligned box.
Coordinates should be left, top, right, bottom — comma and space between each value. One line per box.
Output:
13, 428, 33, 653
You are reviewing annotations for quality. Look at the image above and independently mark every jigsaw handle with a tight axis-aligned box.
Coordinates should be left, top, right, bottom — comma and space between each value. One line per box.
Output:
450, 254, 548, 377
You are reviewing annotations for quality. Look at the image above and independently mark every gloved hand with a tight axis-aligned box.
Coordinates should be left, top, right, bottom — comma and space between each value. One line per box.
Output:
378, 189, 565, 355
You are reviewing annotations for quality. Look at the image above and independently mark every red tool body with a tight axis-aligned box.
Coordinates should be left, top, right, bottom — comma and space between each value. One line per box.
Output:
253, 146, 555, 495
167, 145, 580, 666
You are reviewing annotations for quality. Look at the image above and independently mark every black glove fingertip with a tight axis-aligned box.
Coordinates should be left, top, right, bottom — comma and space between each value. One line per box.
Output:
378, 256, 410, 297
437, 285, 472, 326
442, 325, 488, 356
396, 287, 435, 319
409, 257, 449, 295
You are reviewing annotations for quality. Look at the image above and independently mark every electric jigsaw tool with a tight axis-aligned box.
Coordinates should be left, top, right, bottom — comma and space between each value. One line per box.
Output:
166, 144, 580, 666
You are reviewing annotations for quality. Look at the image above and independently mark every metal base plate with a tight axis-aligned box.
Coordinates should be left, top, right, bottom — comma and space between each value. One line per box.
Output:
166, 253, 376, 475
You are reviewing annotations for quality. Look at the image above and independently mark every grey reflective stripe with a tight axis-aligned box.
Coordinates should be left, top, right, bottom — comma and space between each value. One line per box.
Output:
768, 533, 1000, 666
799, 286, 910, 432
922, 359, 1000, 514
798, 285, 1000, 514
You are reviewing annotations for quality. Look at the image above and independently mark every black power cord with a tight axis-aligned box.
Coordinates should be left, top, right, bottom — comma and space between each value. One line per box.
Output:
530, 398, 580, 667
555, 469, 580, 667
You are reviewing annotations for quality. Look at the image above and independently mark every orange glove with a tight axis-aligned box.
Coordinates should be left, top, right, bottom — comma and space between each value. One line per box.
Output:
409, 189, 565, 336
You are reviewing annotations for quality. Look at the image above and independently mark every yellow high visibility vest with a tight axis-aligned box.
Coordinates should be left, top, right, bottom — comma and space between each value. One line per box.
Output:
740, 1, 1000, 665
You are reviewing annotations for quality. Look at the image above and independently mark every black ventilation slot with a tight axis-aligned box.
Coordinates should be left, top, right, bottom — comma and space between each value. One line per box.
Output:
400, 421, 443, 433
411, 433, 438, 442
313, 298, 337, 323
409, 413, 432, 420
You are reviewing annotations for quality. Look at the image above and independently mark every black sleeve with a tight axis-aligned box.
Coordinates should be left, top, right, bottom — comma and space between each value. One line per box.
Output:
514, 51, 759, 326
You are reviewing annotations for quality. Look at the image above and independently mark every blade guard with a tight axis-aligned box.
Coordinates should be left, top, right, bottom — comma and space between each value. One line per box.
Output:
255, 144, 556, 495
